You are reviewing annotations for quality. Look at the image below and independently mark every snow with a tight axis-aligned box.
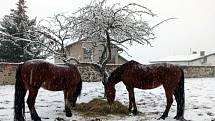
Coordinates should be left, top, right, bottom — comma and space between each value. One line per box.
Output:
1, 78, 215, 121
45, 56, 55, 64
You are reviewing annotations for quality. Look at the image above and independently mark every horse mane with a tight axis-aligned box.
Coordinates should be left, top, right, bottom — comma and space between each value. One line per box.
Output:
118, 60, 140, 70
108, 60, 139, 85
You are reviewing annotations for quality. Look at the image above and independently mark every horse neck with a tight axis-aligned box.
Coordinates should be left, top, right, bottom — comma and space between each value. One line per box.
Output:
108, 78, 120, 87
108, 68, 122, 86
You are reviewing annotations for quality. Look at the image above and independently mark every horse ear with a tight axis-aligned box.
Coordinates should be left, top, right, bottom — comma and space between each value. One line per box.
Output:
63, 60, 70, 66
103, 76, 110, 86
102, 80, 107, 86
63, 59, 67, 63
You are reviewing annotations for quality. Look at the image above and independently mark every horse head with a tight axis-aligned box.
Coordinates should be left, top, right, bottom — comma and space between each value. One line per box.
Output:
105, 85, 116, 105
105, 75, 117, 104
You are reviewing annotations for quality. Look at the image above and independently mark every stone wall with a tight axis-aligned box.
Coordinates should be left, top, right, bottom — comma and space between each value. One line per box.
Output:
181, 66, 215, 78
0, 63, 215, 85
0, 63, 120, 85
77, 63, 120, 82
0, 63, 18, 85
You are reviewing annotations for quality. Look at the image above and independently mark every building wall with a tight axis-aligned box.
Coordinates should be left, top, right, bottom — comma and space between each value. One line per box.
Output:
205, 55, 215, 66
163, 61, 189, 66
189, 59, 203, 66
153, 58, 213, 66
55, 42, 83, 63
1, 63, 215, 85
67, 42, 83, 62
55, 41, 127, 64
186, 55, 215, 66
151, 54, 215, 66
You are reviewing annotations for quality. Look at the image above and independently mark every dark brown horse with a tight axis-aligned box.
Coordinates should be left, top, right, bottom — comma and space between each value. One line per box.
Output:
14, 59, 82, 121
105, 60, 185, 120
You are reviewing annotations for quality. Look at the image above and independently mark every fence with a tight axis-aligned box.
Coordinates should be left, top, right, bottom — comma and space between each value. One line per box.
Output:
0, 63, 215, 85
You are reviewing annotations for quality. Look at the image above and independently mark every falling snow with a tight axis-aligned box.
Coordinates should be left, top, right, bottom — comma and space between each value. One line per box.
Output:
0, 78, 215, 121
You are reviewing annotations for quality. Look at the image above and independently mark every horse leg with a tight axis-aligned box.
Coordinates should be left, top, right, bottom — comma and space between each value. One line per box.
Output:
174, 89, 185, 120
174, 92, 180, 119
27, 89, 41, 121
126, 86, 137, 115
63, 90, 75, 117
159, 88, 173, 120
126, 86, 132, 112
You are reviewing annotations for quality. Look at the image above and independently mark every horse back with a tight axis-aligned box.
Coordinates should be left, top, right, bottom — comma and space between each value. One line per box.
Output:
121, 62, 182, 89
20, 60, 81, 91
43, 64, 81, 91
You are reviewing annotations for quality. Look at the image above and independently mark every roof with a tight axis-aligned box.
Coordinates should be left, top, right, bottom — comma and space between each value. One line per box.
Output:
65, 40, 80, 48
150, 53, 215, 63
118, 54, 128, 62
65, 38, 121, 49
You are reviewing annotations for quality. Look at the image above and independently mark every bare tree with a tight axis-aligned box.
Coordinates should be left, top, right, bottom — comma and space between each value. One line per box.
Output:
37, 14, 74, 61
69, 0, 157, 85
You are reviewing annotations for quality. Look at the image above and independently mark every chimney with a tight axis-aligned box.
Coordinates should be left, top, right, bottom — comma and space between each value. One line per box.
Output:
200, 51, 205, 56
192, 51, 197, 54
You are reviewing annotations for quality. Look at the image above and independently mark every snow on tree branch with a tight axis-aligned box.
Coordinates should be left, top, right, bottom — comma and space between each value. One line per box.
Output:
37, 14, 75, 61
70, 0, 156, 48
66, 0, 166, 85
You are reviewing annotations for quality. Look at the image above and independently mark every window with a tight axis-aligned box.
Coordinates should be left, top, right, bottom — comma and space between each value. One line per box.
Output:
83, 48, 92, 60
202, 57, 207, 64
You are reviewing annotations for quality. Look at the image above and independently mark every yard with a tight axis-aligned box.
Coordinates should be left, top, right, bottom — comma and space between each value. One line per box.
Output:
0, 78, 215, 121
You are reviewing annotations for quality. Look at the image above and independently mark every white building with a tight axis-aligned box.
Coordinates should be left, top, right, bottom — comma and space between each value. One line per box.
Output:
150, 51, 215, 66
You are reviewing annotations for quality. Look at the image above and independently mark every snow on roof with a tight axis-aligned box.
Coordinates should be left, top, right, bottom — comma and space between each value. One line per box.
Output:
45, 56, 54, 63
150, 54, 203, 62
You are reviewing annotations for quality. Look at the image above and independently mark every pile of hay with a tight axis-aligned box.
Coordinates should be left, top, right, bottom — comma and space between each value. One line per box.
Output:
74, 98, 129, 116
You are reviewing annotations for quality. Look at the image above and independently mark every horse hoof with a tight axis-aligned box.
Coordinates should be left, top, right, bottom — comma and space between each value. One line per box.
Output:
55, 117, 66, 121
14, 116, 25, 121
174, 116, 187, 121
157, 118, 164, 120
33, 117, 41, 121
174, 115, 181, 119
128, 108, 132, 112
158, 115, 166, 120
66, 113, 72, 117
132, 109, 138, 115
66, 112, 72, 117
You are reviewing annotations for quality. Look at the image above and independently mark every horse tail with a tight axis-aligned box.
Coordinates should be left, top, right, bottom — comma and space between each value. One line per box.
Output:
74, 78, 82, 97
14, 64, 27, 120
175, 68, 185, 118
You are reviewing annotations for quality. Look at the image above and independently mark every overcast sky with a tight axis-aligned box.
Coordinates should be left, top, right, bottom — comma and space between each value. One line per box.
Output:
0, 0, 215, 63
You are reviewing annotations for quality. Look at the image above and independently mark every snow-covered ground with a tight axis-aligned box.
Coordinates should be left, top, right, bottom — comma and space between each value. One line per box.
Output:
0, 78, 215, 121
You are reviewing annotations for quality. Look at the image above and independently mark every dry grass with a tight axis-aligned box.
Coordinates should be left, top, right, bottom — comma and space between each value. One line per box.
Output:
74, 98, 130, 116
